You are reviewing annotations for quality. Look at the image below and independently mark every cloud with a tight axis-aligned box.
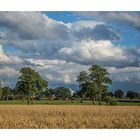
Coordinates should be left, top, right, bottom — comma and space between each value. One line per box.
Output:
0, 67, 19, 78
107, 66, 140, 84
0, 12, 121, 54
0, 44, 27, 87
0, 12, 69, 40
77, 12, 140, 30
67, 21, 120, 40
26, 59, 65, 67
0, 44, 23, 65
26, 58, 89, 85
57, 40, 138, 67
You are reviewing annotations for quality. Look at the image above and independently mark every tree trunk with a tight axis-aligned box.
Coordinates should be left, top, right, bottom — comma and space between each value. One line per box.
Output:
98, 97, 101, 105
27, 96, 30, 105
6, 95, 8, 100
30, 96, 33, 105
19, 94, 22, 100
80, 98, 83, 103
92, 97, 95, 105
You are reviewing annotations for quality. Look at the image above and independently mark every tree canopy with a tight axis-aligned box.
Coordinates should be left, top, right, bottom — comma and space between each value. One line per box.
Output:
55, 87, 71, 99
16, 67, 48, 104
77, 65, 112, 105
114, 89, 124, 98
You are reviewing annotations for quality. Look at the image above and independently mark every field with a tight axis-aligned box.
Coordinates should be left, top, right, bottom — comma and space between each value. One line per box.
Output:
0, 105, 139, 128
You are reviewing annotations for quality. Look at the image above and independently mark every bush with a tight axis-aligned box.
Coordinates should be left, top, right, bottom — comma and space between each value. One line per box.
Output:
105, 96, 117, 106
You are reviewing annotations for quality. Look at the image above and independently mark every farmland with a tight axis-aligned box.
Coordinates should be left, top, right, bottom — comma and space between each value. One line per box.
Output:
0, 105, 139, 128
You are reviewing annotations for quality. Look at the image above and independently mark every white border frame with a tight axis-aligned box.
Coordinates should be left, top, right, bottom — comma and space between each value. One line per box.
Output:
0, 129, 140, 140
0, 0, 140, 11
0, 0, 140, 140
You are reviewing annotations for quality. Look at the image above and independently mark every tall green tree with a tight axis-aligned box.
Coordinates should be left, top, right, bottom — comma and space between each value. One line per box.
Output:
17, 67, 48, 104
77, 65, 112, 105
76, 71, 90, 103
89, 65, 112, 104
0, 80, 3, 99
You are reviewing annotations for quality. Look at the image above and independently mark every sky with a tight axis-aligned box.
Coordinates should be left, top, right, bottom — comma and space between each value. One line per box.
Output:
0, 11, 140, 92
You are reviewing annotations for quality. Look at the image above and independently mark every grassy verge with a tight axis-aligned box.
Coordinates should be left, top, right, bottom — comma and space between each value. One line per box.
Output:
117, 101, 140, 106
0, 100, 93, 105
0, 100, 140, 106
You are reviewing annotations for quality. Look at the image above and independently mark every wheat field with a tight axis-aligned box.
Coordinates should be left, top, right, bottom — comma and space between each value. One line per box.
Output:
0, 105, 139, 128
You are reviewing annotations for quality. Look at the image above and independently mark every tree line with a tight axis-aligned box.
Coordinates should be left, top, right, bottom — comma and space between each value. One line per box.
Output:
0, 65, 140, 105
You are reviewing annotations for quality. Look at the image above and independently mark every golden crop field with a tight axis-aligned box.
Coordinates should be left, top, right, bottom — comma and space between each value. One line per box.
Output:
0, 105, 139, 129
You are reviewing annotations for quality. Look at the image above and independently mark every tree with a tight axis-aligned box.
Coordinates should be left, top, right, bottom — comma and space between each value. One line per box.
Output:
89, 65, 112, 104
72, 91, 80, 98
102, 91, 114, 100
45, 88, 55, 98
55, 87, 71, 99
36, 78, 48, 95
77, 65, 112, 105
16, 67, 48, 104
15, 81, 26, 100
2, 86, 11, 100
105, 96, 117, 106
76, 71, 90, 103
0, 80, 3, 100
11, 88, 19, 100
107, 92, 114, 97
114, 89, 124, 98
126, 91, 139, 99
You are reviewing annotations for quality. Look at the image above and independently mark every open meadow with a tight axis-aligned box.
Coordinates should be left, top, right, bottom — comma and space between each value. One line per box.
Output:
0, 105, 139, 129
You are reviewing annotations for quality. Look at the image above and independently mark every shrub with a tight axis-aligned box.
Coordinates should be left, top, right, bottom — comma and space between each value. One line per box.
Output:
105, 96, 117, 106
